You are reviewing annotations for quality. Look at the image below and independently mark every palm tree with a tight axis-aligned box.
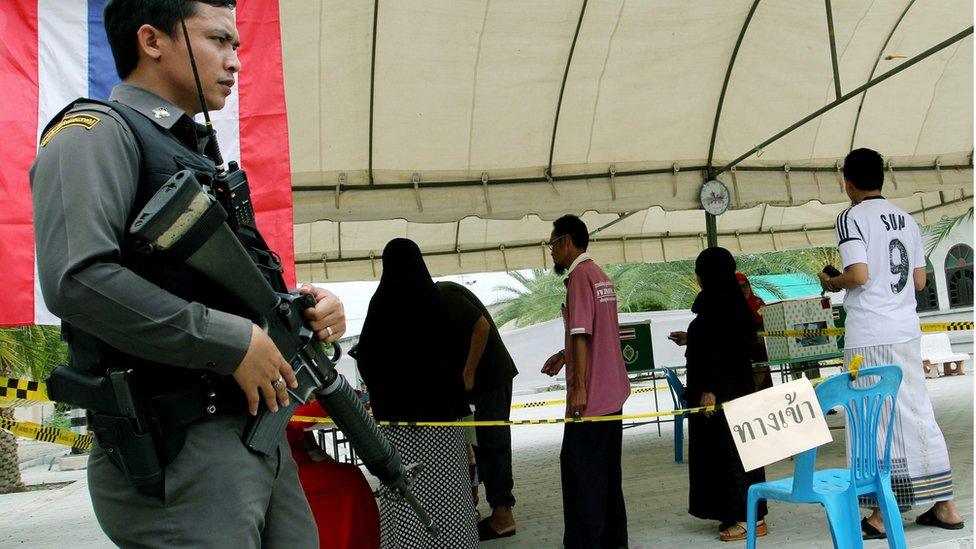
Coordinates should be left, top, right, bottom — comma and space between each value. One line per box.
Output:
923, 208, 974, 255
493, 270, 566, 328
493, 247, 839, 326
0, 326, 68, 494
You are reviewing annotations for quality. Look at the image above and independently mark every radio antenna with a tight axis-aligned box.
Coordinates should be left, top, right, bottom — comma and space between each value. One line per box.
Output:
177, 1, 224, 167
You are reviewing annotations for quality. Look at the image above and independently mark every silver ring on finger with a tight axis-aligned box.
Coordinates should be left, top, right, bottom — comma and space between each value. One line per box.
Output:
325, 325, 334, 337
272, 376, 286, 389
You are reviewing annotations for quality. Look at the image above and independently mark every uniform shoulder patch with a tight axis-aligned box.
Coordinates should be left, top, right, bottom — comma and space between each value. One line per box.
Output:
40, 114, 101, 147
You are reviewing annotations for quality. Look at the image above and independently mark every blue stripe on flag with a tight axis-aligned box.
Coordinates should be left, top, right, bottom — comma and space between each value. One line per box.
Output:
88, 0, 119, 99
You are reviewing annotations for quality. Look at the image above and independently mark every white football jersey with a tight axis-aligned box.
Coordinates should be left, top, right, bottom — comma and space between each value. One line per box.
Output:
835, 196, 925, 348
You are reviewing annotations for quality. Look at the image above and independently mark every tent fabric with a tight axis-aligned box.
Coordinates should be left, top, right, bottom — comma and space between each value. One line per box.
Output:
279, 0, 973, 281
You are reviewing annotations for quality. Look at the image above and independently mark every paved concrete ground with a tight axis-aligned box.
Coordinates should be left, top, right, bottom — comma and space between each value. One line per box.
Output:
0, 370, 971, 548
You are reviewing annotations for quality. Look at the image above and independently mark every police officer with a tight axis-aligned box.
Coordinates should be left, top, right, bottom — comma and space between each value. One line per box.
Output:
30, 1, 345, 546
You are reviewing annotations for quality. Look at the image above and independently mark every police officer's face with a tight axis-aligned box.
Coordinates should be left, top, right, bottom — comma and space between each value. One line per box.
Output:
157, 4, 241, 114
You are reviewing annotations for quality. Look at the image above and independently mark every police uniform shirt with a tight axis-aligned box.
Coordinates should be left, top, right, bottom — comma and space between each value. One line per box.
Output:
30, 84, 251, 374
835, 195, 926, 349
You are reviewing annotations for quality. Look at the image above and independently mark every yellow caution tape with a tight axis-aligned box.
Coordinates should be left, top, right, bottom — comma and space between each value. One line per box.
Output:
921, 321, 974, 332
760, 321, 973, 338
0, 376, 51, 408
293, 403, 720, 428
0, 398, 35, 409
0, 416, 92, 452
7, 375, 840, 450
511, 385, 666, 410
6, 321, 970, 407
759, 327, 845, 338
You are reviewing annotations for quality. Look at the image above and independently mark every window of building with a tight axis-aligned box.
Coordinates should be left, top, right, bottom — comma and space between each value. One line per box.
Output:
945, 244, 974, 308
915, 258, 938, 312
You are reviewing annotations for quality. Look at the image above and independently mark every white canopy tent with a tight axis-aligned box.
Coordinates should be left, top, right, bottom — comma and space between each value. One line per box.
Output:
277, 0, 973, 281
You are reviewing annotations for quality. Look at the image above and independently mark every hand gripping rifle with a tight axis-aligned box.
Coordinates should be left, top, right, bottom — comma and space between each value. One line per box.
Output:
129, 169, 437, 536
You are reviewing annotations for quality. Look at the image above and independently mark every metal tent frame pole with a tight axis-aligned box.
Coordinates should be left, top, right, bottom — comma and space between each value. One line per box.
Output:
298, 195, 971, 268
717, 26, 974, 176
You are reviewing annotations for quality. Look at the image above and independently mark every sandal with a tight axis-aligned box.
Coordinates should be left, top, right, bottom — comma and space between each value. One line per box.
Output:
478, 518, 516, 541
916, 508, 965, 530
718, 520, 737, 532
861, 518, 886, 540
719, 521, 767, 542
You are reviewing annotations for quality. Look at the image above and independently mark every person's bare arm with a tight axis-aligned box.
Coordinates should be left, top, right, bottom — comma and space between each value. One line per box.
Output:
913, 267, 927, 292
541, 350, 565, 376
463, 316, 490, 392
569, 334, 588, 417
819, 263, 868, 291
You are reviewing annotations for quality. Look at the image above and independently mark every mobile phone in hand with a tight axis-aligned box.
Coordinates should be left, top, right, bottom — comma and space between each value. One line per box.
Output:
822, 265, 841, 277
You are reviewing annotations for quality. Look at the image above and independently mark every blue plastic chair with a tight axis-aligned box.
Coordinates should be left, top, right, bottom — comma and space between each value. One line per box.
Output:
663, 368, 688, 463
746, 365, 906, 549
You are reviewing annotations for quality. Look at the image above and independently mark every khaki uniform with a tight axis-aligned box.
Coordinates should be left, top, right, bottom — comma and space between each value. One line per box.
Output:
31, 84, 317, 548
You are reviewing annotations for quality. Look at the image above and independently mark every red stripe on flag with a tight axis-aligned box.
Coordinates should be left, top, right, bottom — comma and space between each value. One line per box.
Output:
0, 1, 39, 326
236, 0, 296, 288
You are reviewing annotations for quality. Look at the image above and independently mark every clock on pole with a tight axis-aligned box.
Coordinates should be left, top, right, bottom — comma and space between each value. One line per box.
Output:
700, 179, 731, 216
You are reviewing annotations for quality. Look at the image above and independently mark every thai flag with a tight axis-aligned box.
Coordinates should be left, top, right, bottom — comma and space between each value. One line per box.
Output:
0, 0, 295, 326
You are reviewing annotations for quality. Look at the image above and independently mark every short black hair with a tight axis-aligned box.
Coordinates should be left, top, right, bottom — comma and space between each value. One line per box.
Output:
843, 148, 884, 191
552, 215, 589, 250
104, 0, 236, 80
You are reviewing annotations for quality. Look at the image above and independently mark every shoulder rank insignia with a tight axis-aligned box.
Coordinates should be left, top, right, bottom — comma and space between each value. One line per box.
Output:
40, 114, 101, 147
152, 107, 171, 119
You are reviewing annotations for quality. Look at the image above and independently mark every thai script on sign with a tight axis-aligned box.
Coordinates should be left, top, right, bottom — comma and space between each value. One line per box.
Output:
732, 391, 819, 443
722, 378, 832, 472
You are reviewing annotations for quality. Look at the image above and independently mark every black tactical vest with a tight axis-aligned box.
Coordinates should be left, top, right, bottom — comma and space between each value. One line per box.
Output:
42, 99, 278, 398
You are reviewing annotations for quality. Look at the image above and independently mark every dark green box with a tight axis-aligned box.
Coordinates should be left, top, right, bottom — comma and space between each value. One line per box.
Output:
619, 321, 654, 373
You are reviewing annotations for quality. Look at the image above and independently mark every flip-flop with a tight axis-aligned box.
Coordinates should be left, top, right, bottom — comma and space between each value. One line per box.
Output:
478, 518, 516, 541
916, 509, 965, 530
861, 518, 887, 540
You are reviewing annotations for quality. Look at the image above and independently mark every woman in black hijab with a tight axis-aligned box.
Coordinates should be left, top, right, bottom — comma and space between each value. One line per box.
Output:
355, 238, 477, 548
683, 247, 769, 542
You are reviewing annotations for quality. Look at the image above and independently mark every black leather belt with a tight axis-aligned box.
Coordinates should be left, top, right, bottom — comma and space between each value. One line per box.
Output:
149, 377, 246, 433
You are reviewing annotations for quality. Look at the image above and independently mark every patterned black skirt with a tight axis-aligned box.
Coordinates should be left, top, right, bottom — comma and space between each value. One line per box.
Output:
379, 425, 478, 548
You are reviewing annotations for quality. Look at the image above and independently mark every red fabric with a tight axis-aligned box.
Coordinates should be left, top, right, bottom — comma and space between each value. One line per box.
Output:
0, 1, 39, 326
287, 401, 381, 549
236, 0, 295, 287
736, 272, 765, 326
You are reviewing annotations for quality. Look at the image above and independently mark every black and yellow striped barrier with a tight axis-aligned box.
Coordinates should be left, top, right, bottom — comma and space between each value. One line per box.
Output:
0, 416, 93, 452
0, 376, 51, 408
759, 321, 973, 339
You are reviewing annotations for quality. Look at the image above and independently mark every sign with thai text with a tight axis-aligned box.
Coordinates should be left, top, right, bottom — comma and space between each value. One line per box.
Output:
723, 378, 832, 472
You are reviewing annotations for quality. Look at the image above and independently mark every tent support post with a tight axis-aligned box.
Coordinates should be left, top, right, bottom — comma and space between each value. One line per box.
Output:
705, 213, 718, 248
